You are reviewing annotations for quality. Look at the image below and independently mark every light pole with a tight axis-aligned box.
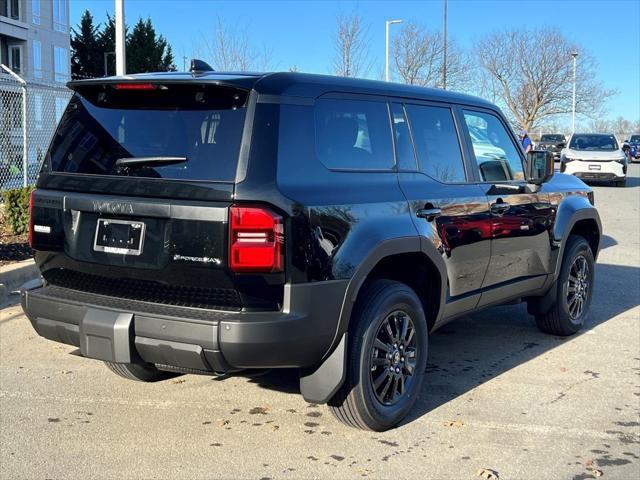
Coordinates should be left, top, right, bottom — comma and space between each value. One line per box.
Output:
442, 0, 448, 89
103, 51, 115, 76
385, 19, 402, 82
571, 52, 578, 133
115, 0, 126, 75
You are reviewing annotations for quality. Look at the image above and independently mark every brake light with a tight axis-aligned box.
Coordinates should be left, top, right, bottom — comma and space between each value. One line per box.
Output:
229, 206, 283, 273
112, 83, 157, 90
28, 189, 35, 248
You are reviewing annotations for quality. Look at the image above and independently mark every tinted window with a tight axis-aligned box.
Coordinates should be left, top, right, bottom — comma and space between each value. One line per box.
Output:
390, 103, 417, 171
463, 110, 524, 182
405, 104, 466, 183
315, 99, 394, 170
47, 85, 247, 181
541, 134, 564, 142
569, 134, 618, 151
630, 135, 640, 143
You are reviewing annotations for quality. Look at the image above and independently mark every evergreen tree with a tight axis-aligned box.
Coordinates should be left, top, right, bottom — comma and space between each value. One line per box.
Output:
72, 12, 175, 77
97, 14, 117, 76
126, 18, 176, 73
70, 10, 101, 79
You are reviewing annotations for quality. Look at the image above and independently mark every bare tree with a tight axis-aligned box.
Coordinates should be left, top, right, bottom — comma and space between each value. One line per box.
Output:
332, 13, 370, 77
393, 22, 471, 90
203, 17, 272, 71
476, 27, 615, 131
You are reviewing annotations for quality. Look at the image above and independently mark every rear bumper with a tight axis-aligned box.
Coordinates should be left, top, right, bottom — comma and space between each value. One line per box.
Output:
21, 279, 347, 373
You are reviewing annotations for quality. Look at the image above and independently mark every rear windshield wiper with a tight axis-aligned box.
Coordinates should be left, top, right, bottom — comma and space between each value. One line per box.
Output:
115, 156, 188, 169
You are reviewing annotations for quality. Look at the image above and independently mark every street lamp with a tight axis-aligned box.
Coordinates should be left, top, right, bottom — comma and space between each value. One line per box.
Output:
385, 19, 402, 82
443, 0, 448, 89
103, 51, 115, 76
571, 51, 578, 133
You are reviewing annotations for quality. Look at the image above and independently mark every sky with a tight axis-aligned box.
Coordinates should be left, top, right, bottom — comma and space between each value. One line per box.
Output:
70, 0, 640, 126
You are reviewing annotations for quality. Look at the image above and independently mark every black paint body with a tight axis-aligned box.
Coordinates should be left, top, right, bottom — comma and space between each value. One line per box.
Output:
23, 72, 602, 403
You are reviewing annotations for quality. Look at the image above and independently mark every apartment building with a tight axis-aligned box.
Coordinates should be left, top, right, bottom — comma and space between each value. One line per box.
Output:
1, 0, 70, 83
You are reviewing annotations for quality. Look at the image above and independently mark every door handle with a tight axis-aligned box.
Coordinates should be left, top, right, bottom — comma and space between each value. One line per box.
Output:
490, 201, 510, 215
416, 208, 442, 221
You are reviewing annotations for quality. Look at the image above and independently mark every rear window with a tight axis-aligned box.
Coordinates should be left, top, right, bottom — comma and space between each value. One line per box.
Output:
46, 83, 248, 181
541, 134, 564, 142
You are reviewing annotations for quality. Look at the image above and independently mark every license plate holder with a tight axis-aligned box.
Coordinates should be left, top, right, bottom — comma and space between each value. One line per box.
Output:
588, 164, 601, 171
94, 218, 145, 255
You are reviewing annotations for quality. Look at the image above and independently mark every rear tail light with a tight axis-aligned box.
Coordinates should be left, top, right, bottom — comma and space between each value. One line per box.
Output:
229, 206, 284, 273
28, 189, 35, 247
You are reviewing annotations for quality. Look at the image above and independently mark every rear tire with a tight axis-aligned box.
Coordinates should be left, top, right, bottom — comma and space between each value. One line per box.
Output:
535, 235, 595, 336
328, 279, 428, 431
104, 361, 178, 382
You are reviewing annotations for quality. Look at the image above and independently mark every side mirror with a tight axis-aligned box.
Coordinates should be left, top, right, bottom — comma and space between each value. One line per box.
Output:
526, 150, 554, 185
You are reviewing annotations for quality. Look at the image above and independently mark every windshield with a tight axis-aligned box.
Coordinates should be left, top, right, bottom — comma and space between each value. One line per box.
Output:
541, 134, 564, 142
46, 84, 248, 181
569, 134, 618, 151
630, 135, 640, 143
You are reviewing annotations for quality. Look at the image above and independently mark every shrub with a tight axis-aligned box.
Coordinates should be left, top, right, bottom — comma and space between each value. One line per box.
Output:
1, 186, 34, 235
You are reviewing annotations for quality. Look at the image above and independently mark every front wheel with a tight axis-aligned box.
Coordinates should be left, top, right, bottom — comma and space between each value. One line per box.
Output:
535, 235, 595, 336
328, 279, 428, 431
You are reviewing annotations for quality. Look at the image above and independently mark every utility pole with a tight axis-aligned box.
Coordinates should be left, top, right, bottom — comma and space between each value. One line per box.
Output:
571, 52, 578, 133
115, 0, 126, 75
385, 19, 402, 82
442, 0, 448, 89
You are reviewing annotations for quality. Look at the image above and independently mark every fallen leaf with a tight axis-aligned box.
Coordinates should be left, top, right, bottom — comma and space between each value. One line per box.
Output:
586, 462, 603, 477
271, 425, 280, 431
476, 468, 499, 480
444, 420, 465, 428
171, 378, 186, 384
217, 419, 230, 427
560, 367, 568, 373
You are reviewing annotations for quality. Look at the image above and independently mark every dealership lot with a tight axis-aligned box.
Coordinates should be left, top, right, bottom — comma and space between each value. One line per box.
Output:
1, 165, 639, 480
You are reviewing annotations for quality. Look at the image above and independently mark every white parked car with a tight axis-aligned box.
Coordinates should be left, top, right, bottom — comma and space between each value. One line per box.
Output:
560, 133, 628, 187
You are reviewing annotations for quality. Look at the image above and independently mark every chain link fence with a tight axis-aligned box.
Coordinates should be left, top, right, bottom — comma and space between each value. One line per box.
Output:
1, 66, 72, 192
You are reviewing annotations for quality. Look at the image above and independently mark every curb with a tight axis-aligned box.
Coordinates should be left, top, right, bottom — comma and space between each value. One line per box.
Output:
0, 259, 39, 304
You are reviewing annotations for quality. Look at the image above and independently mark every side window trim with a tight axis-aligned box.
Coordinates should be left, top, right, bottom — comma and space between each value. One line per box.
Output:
402, 101, 470, 184
459, 106, 526, 184
389, 101, 419, 172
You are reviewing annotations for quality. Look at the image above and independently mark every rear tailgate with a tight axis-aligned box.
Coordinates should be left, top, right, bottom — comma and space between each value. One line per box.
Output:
31, 80, 283, 311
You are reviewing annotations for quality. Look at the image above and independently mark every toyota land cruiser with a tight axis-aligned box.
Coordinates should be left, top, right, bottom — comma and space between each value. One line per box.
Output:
21, 63, 601, 431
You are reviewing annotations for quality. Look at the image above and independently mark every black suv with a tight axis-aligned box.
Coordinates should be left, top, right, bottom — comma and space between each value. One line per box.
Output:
537, 134, 566, 160
21, 67, 601, 431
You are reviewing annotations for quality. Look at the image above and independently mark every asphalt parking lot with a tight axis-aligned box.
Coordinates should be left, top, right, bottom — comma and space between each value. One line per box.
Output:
1, 165, 639, 480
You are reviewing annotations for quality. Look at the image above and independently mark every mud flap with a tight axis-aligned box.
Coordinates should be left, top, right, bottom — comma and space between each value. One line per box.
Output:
79, 308, 135, 363
299, 334, 347, 404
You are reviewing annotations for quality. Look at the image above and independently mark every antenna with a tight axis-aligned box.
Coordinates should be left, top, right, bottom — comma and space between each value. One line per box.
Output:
190, 59, 214, 73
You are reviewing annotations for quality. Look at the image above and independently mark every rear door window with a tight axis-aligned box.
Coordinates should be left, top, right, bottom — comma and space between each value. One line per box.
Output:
405, 104, 466, 183
462, 110, 525, 182
314, 98, 394, 171
46, 84, 248, 182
